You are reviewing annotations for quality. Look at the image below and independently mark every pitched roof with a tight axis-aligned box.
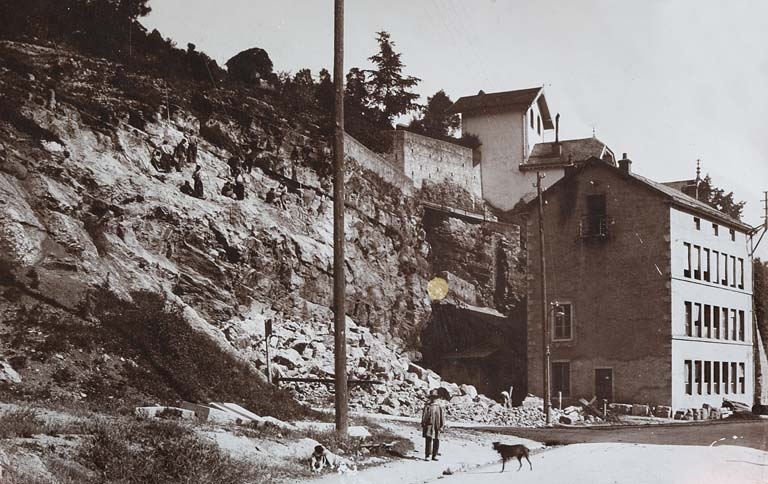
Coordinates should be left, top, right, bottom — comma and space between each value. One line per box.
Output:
449, 87, 554, 128
521, 137, 614, 170
661, 179, 695, 192
533, 158, 752, 231
629, 171, 750, 230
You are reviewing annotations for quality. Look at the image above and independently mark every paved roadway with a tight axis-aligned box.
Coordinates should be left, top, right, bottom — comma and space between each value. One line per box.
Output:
476, 418, 768, 450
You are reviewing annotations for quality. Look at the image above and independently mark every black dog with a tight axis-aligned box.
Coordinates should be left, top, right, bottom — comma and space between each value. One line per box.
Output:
491, 442, 532, 472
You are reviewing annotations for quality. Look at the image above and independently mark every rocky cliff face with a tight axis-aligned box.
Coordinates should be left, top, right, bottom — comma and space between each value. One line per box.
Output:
0, 39, 529, 421
0, 39, 431, 399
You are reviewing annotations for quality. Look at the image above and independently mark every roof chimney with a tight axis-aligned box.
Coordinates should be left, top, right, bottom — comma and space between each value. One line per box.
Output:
619, 152, 632, 173
555, 113, 560, 144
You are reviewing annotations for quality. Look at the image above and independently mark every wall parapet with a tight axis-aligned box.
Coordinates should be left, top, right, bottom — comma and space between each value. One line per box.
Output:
344, 132, 414, 196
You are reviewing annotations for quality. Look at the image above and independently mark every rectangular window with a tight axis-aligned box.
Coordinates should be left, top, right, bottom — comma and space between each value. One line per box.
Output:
553, 303, 573, 340
714, 363, 720, 394
704, 304, 711, 338
684, 243, 691, 278
703, 248, 710, 281
685, 301, 692, 336
713, 306, 720, 339
704, 361, 711, 394
739, 310, 745, 341
738, 258, 744, 289
694, 217, 701, 230
713, 250, 720, 282
694, 303, 702, 337
694, 245, 701, 280
730, 256, 736, 287
685, 360, 692, 395
722, 362, 729, 394
739, 363, 745, 393
722, 253, 729, 285
723, 307, 729, 340
731, 309, 738, 340
585, 195, 607, 236
730, 228, 736, 241
731, 362, 738, 393
694, 361, 702, 395
552, 362, 570, 397
713, 223, 719, 236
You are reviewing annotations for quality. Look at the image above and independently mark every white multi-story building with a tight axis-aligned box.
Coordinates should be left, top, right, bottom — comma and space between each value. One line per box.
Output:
670, 206, 754, 409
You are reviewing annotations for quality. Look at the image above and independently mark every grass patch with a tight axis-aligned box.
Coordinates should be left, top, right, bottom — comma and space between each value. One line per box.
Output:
0, 407, 45, 438
76, 418, 262, 484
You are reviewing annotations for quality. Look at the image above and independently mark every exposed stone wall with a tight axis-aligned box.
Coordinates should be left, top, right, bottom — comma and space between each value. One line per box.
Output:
388, 130, 481, 200
423, 210, 524, 313
343, 133, 413, 196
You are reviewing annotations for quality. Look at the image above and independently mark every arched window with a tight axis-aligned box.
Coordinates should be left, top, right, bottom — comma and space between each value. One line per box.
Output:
537, 115, 541, 135
530, 109, 534, 129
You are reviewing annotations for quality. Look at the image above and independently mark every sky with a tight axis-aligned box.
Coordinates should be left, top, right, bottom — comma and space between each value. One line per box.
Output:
142, 0, 768, 258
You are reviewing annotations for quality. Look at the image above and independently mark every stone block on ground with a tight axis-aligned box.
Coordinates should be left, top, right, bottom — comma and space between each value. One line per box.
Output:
609, 403, 633, 415
261, 415, 295, 430
220, 402, 262, 420
179, 402, 241, 423
653, 405, 672, 419
208, 402, 257, 424
135, 406, 195, 420
631, 404, 650, 416
522, 395, 543, 409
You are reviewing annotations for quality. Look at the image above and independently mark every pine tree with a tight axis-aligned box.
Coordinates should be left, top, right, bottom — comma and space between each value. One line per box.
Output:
315, 68, 334, 116
409, 90, 459, 137
688, 175, 746, 220
366, 31, 421, 124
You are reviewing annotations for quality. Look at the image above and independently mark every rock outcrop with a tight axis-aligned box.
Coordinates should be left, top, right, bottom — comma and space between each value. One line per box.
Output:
0, 39, 528, 422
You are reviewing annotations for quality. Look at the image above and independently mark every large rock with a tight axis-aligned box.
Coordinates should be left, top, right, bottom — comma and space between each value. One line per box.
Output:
0, 361, 21, 383
272, 348, 303, 369
459, 384, 478, 399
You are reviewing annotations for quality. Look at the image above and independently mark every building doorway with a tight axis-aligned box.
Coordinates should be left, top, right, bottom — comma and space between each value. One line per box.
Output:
595, 368, 613, 402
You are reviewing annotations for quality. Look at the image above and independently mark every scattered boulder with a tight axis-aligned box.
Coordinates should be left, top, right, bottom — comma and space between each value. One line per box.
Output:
135, 406, 195, 420
273, 348, 303, 369
0, 361, 21, 383
459, 384, 478, 399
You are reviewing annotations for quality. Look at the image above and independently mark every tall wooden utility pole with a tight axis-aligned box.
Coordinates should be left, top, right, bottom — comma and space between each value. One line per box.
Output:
536, 172, 551, 425
332, 0, 348, 438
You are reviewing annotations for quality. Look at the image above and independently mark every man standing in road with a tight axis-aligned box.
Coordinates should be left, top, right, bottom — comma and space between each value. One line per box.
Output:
421, 389, 445, 461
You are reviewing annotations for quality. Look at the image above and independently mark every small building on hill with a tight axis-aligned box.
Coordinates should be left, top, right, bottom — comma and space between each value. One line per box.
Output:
525, 154, 754, 412
449, 87, 615, 211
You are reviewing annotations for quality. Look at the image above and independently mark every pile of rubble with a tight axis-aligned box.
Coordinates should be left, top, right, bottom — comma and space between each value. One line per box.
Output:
248, 316, 555, 427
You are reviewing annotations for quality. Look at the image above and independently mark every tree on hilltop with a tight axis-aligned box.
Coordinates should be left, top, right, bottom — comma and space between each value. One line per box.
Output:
408, 89, 459, 138
366, 31, 421, 123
